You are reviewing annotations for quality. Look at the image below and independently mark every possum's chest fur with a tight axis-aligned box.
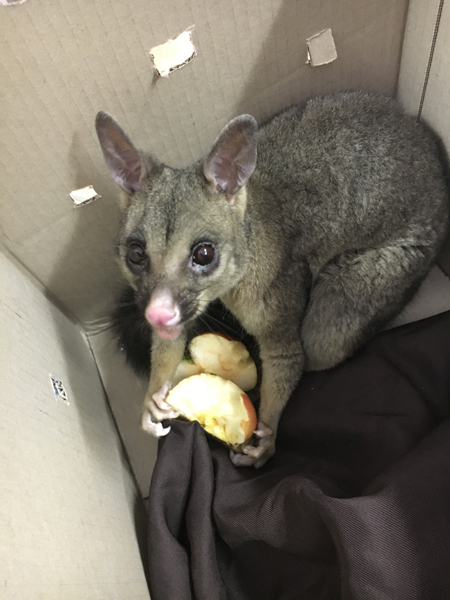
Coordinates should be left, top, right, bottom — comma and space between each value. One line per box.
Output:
220, 227, 310, 337
221, 288, 268, 335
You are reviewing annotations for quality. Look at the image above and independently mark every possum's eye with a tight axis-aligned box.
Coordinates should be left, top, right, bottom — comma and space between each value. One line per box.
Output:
127, 242, 147, 269
192, 243, 215, 267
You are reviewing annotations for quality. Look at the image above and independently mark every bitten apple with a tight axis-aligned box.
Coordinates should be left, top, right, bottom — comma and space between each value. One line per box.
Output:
166, 373, 257, 446
172, 358, 202, 387
189, 333, 257, 391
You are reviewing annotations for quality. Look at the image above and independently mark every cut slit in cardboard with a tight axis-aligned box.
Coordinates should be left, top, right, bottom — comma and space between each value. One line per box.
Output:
1, 0, 450, 597
150, 29, 196, 77
69, 185, 101, 206
306, 28, 338, 66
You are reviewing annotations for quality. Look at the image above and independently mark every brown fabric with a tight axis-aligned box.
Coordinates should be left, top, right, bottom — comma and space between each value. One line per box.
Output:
148, 311, 450, 599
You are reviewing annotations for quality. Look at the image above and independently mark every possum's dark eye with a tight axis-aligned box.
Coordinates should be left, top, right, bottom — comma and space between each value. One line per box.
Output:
192, 243, 215, 267
127, 242, 147, 267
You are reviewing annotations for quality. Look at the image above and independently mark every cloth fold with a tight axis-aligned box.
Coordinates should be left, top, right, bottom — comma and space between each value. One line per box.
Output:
148, 311, 450, 599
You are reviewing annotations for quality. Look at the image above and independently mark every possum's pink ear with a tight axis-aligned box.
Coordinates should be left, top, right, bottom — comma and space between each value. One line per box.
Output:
95, 112, 146, 195
204, 115, 258, 195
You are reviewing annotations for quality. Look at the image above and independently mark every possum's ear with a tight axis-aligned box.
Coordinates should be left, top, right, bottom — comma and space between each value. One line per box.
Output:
204, 115, 258, 195
95, 112, 146, 195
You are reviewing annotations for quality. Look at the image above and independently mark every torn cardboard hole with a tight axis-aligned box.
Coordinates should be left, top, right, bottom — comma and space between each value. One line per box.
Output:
0, 0, 29, 4
306, 29, 337, 67
49, 374, 69, 404
69, 185, 101, 207
150, 29, 196, 78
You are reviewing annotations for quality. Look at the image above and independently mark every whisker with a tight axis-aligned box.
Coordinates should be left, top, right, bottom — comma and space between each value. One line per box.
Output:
197, 312, 244, 338
112, 300, 140, 308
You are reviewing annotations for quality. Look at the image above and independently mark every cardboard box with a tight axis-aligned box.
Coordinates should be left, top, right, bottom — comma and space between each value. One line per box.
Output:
0, 0, 449, 596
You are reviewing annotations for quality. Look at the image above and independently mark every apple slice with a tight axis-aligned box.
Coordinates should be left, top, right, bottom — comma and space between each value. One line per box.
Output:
172, 358, 202, 387
189, 333, 257, 391
166, 373, 257, 446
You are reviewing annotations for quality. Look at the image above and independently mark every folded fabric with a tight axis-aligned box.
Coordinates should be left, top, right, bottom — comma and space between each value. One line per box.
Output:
148, 311, 450, 600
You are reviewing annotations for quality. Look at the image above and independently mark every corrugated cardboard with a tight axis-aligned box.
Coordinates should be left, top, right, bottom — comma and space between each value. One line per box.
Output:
87, 329, 159, 496
0, 251, 150, 599
398, 0, 450, 276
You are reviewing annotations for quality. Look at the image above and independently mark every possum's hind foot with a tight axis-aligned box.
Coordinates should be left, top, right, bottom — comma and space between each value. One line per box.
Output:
230, 422, 275, 468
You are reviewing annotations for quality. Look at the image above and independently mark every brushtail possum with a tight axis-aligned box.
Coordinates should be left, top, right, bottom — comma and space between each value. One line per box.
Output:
96, 91, 449, 468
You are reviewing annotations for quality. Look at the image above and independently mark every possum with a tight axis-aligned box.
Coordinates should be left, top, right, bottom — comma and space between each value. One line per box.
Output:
96, 91, 449, 468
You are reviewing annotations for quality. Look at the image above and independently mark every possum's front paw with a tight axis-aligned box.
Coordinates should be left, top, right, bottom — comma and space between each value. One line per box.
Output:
141, 383, 180, 437
230, 422, 275, 468
141, 410, 171, 437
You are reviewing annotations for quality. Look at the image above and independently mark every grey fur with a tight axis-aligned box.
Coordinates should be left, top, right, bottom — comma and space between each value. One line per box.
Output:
96, 91, 449, 467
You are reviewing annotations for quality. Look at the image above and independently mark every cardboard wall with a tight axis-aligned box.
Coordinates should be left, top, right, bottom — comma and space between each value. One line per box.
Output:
398, 0, 450, 275
87, 328, 159, 496
0, 0, 409, 329
0, 250, 150, 599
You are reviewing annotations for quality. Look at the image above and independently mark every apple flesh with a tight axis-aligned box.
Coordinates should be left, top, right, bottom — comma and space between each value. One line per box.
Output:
166, 373, 257, 446
188, 333, 257, 391
172, 358, 202, 387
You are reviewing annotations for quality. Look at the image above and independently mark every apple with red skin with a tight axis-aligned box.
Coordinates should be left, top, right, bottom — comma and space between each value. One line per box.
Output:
166, 373, 257, 446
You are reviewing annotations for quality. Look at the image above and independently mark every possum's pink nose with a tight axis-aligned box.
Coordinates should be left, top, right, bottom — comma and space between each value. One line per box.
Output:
145, 291, 181, 332
146, 305, 180, 327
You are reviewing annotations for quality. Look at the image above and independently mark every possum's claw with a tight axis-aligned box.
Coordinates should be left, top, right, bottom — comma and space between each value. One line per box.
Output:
147, 382, 180, 420
254, 421, 273, 439
141, 382, 179, 436
146, 396, 180, 422
230, 422, 275, 468
141, 410, 171, 437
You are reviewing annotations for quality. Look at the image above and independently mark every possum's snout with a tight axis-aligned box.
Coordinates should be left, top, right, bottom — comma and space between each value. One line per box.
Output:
145, 290, 183, 340
146, 305, 180, 328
